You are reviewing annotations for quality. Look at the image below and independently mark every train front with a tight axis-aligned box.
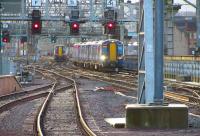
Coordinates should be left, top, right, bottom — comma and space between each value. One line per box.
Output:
100, 40, 124, 71
54, 45, 65, 61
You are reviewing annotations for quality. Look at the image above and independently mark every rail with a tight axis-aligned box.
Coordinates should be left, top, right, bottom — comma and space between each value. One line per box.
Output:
164, 91, 200, 106
36, 82, 57, 136
35, 68, 96, 136
53, 72, 96, 136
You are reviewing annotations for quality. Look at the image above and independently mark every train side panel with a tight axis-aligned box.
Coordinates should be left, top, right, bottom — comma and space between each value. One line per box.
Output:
71, 39, 124, 71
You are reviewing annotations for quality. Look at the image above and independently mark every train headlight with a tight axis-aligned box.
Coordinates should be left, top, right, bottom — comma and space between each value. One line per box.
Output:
100, 55, 106, 61
118, 56, 123, 60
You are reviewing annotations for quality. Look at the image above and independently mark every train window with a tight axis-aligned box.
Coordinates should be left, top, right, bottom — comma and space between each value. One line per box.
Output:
102, 46, 108, 55
62, 46, 65, 53
55, 47, 58, 54
117, 44, 123, 56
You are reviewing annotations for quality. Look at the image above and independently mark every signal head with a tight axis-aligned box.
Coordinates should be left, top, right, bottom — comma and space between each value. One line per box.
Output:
71, 22, 79, 29
70, 22, 79, 35
32, 21, 40, 29
107, 21, 115, 29
31, 20, 41, 34
33, 23, 39, 29
3, 37, 8, 42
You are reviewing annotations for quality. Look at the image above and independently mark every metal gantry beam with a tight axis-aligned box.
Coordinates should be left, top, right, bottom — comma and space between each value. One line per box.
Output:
0, 0, 138, 22
182, 0, 196, 8
0, 0, 138, 39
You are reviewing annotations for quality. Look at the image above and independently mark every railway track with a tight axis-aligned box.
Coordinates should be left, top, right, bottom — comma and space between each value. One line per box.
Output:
0, 84, 52, 107
29, 62, 200, 135
54, 64, 200, 107
34, 68, 96, 136
164, 79, 200, 106
0, 70, 55, 111
0, 86, 70, 135
164, 91, 200, 106
0, 68, 55, 107
0, 67, 72, 135
33, 63, 199, 132
58, 66, 137, 91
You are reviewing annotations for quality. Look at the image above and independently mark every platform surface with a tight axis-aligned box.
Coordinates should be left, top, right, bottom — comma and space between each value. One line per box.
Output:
105, 118, 125, 128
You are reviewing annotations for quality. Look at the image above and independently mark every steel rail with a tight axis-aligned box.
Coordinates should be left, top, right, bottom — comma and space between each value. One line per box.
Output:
59, 66, 136, 91
0, 84, 53, 101
36, 67, 97, 136
164, 91, 200, 106
0, 92, 49, 114
34, 85, 73, 136
36, 82, 57, 136
54, 72, 97, 136
61, 67, 200, 106
37, 68, 96, 136
35, 68, 57, 136
165, 79, 200, 89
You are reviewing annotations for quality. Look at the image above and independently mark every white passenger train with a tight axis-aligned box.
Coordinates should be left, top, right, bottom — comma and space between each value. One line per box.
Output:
71, 39, 124, 71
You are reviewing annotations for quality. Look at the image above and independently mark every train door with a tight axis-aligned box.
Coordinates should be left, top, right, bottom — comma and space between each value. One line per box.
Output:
58, 46, 62, 57
109, 42, 117, 61
55, 47, 58, 55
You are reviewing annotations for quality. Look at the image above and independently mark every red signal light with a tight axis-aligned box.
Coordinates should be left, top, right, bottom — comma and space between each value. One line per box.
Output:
70, 22, 79, 35
34, 23, 39, 29
107, 21, 115, 29
71, 22, 79, 29
32, 21, 40, 29
73, 23, 78, 28
31, 20, 42, 34
108, 23, 113, 28
2, 37, 8, 43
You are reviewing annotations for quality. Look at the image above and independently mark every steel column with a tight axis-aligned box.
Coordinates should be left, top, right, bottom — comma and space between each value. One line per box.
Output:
45, 0, 49, 18
120, 0, 124, 42
138, 0, 145, 103
21, 0, 25, 18
144, 0, 155, 103
89, 0, 94, 21
154, 0, 164, 103
0, 3, 2, 75
197, 1, 200, 48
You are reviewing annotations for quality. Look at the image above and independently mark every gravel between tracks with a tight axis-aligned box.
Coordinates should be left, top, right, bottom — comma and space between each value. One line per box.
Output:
43, 88, 84, 136
78, 77, 200, 136
0, 98, 44, 136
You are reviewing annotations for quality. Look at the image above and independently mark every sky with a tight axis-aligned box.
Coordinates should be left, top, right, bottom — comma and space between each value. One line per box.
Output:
126, 0, 196, 12
174, 0, 196, 12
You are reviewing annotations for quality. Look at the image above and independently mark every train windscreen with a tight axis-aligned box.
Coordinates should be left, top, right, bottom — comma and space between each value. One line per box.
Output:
102, 46, 108, 55
117, 43, 123, 56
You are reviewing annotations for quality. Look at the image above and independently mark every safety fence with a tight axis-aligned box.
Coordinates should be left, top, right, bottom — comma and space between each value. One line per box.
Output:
164, 56, 200, 83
